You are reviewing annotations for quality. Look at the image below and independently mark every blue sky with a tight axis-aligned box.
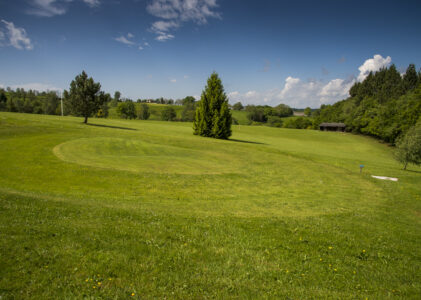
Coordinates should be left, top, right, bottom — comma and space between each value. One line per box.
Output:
1, 0, 420, 108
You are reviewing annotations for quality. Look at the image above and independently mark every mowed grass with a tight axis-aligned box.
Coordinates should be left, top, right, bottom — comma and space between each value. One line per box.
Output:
0, 112, 420, 299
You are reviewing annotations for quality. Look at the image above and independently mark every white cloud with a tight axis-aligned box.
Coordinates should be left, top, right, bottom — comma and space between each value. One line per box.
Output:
0, 20, 33, 50
228, 54, 392, 108
138, 46, 144, 50
170, 78, 177, 83
357, 54, 391, 81
151, 20, 179, 32
27, 0, 100, 17
82, 0, 100, 7
115, 33, 135, 45
183, 75, 189, 79
144, 42, 150, 47
147, 0, 221, 41
318, 78, 355, 104
155, 32, 175, 41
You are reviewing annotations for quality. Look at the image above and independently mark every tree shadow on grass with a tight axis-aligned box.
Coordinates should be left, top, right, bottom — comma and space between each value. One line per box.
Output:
228, 138, 266, 145
85, 123, 138, 131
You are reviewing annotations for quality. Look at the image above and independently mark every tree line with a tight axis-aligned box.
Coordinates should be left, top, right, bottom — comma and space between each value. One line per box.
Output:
312, 64, 421, 144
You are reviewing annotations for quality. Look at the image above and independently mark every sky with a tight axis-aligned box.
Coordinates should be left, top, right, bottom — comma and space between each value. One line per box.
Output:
0, 0, 421, 108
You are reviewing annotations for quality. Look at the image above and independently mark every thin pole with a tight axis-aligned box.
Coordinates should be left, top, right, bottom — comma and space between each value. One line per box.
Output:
60, 92, 63, 116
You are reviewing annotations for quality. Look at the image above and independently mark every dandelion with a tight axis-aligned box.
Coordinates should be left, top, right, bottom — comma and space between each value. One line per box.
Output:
286, 269, 289, 273
98, 282, 102, 286
353, 271, 356, 274
85, 279, 89, 282
362, 249, 366, 253
328, 246, 333, 250
320, 258, 323, 261
131, 292, 135, 296
93, 286, 96, 289
108, 278, 112, 281
334, 268, 337, 272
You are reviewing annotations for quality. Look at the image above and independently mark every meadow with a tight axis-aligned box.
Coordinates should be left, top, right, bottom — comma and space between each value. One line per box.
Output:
0, 112, 420, 299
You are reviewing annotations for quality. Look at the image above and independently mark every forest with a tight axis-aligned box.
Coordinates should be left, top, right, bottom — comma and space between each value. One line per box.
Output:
313, 64, 421, 144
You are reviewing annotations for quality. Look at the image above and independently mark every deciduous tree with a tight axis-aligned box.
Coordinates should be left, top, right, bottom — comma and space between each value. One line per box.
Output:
64, 71, 105, 123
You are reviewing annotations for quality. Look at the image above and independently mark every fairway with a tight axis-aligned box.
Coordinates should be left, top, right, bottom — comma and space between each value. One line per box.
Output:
1, 112, 420, 298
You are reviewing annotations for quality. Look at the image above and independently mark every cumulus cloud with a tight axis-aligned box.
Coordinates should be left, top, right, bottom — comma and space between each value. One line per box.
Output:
357, 54, 391, 81
146, 0, 221, 41
227, 54, 392, 108
0, 20, 33, 50
27, 0, 100, 17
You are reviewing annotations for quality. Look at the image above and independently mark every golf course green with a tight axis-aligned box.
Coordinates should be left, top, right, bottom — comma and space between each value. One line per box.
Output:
1, 112, 420, 298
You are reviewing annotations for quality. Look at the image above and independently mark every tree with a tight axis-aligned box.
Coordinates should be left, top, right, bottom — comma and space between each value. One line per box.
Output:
304, 107, 311, 116
402, 64, 419, 92
161, 106, 176, 121
117, 101, 136, 119
182, 96, 195, 106
232, 102, 244, 111
137, 103, 150, 120
394, 123, 421, 170
114, 91, 121, 102
64, 71, 105, 123
193, 72, 232, 139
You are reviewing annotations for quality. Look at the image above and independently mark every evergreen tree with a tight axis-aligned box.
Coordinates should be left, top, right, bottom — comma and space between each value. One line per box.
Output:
193, 72, 232, 139
64, 71, 105, 123
402, 64, 419, 92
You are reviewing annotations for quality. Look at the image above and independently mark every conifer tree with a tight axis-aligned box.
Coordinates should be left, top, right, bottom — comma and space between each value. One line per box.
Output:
193, 72, 232, 139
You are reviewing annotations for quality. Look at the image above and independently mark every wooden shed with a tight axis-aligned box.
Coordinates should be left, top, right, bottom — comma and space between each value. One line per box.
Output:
319, 122, 346, 132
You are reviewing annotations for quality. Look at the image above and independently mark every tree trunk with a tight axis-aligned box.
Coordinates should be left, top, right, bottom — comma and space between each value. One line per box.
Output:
84, 116, 88, 124
403, 162, 407, 170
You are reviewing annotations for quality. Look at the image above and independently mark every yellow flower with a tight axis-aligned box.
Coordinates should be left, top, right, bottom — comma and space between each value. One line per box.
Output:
328, 246, 333, 250
353, 271, 356, 274
362, 249, 366, 253
320, 258, 323, 261
98, 282, 102, 286
93, 286, 96, 289
334, 268, 337, 272
131, 293, 135, 296
108, 278, 112, 281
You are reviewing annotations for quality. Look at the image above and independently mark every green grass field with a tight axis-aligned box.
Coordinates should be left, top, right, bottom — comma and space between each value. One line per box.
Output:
0, 112, 420, 299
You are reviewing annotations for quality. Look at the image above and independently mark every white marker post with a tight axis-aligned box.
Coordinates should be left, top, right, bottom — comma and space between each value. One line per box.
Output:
60, 91, 63, 116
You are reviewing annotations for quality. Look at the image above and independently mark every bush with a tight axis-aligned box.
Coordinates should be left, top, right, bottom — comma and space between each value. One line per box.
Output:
137, 103, 150, 120
117, 101, 136, 119
283, 117, 313, 129
267, 116, 283, 127
161, 106, 176, 121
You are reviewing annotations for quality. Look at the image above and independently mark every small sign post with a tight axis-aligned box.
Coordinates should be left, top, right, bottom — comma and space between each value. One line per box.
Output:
360, 165, 364, 173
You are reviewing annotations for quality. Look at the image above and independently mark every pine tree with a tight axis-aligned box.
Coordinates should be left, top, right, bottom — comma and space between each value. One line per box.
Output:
402, 64, 419, 92
193, 73, 232, 139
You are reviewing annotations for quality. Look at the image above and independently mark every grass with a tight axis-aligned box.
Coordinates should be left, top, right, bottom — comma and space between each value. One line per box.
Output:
0, 112, 420, 299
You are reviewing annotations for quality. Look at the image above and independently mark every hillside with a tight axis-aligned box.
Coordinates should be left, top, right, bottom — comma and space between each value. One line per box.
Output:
0, 112, 420, 298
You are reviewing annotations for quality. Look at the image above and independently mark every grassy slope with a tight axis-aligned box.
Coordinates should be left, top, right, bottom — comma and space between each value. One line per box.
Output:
0, 112, 420, 299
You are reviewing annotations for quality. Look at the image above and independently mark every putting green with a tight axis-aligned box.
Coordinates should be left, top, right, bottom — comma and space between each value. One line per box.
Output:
53, 137, 242, 174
